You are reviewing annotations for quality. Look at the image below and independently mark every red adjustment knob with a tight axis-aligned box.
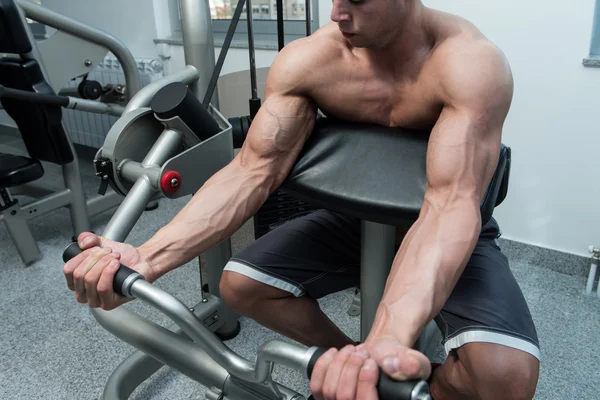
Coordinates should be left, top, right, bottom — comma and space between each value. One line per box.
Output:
160, 171, 182, 193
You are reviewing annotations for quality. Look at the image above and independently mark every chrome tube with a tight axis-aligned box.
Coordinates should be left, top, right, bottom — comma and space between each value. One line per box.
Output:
179, 0, 219, 106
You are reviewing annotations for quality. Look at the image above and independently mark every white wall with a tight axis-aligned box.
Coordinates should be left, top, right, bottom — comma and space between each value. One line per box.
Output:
163, 46, 277, 77
40, 0, 161, 59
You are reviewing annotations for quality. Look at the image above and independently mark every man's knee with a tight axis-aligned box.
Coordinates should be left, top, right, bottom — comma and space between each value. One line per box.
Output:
220, 270, 293, 314
478, 353, 539, 400
460, 343, 540, 400
219, 271, 257, 312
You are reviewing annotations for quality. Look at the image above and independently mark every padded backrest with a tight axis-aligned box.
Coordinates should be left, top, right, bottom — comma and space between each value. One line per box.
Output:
480, 145, 510, 224
496, 147, 511, 206
0, 59, 74, 165
0, 0, 32, 54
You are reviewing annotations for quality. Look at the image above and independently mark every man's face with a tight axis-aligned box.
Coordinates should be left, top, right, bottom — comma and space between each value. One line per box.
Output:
330, 0, 407, 48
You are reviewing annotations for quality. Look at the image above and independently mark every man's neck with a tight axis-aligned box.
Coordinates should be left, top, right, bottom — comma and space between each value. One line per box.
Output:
360, 4, 432, 73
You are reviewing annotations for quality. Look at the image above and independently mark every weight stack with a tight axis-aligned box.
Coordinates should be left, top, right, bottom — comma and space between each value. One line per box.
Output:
253, 189, 320, 239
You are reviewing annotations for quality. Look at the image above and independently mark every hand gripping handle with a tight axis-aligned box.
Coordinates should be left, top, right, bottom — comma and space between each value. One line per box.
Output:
306, 348, 431, 400
62, 242, 143, 297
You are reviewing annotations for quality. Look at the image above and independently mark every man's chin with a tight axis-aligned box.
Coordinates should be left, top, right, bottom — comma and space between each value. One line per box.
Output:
347, 39, 367, 48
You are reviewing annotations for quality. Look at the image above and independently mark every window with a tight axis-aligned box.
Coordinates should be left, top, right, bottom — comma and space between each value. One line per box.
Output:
171, 0, 319, 48
585, 0, 600, 66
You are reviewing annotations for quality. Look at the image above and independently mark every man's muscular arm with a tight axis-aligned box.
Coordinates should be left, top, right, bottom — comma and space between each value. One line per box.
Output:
367, 42, 513, 345
138, 43, 317, 281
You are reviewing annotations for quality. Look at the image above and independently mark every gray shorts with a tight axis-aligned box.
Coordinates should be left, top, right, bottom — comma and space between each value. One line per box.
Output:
225, 209, 540, 360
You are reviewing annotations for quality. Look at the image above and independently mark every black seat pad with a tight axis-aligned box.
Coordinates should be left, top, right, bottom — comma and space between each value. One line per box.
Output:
282, 118, 509, 226
0, 152, 44, 187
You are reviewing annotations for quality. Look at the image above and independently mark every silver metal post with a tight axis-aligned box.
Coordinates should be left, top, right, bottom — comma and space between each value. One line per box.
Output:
203, 241, 232, 298
305, 0, 312, 36
119, 161, 161, 188
17, 0, 141, 100
203, 238, 239, 337
103, 129, 184, 241
179, 0, 219, 107
360, 221, 396, 341
101, 178, 156, 241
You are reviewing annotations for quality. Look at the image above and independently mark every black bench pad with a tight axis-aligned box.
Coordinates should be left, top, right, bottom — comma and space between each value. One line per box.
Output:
0, 152, 44, 187
282, 118, 510, 226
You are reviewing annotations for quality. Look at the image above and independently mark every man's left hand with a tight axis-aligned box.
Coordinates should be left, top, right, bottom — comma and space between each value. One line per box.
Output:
309, 336, 431, 400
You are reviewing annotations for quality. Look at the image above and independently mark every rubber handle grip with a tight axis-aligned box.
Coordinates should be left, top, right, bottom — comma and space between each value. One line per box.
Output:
62, 242, 141, 296
307, 347, 424, 400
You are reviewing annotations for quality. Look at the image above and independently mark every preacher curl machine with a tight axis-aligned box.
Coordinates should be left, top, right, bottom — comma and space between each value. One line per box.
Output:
58, 57, 510, 398
60, 78, 434, 400
57, 0, 439, 395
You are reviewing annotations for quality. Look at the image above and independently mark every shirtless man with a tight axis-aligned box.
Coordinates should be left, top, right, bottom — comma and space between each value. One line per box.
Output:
63, 1, 540, 399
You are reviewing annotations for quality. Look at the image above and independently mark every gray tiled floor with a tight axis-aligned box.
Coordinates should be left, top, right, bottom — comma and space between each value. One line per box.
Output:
1, 130, 599, 399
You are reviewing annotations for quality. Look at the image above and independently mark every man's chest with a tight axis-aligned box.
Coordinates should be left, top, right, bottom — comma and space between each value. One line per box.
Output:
310, 66, 443, 130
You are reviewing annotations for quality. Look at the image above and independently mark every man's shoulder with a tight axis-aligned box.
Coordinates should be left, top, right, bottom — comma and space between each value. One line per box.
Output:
429, 30, 512, 108
267, 25, 345, 94
432, 26, 507, 71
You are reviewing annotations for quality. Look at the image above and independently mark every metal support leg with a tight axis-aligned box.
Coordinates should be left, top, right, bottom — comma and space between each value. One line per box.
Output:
203, 240, 232, 298
102, 295, 229, 400
1, 203, 41, 265
360, 221, 396, 341
63, 159, 92, 236
204, 239, 240, 338
347, 288, 361, 316
360, 221, 442, 358
179, 0, 219, 107
9, 183, 54, 198
94, 303, 230, 400
103, 351, 165, 400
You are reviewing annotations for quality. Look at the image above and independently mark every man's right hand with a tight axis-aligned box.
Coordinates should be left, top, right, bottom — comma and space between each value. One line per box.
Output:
63, 232, 155, 310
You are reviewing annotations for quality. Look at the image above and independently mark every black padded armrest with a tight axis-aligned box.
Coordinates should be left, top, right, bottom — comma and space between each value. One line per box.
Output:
0, 152, 44, 187
282, 118, 510, 226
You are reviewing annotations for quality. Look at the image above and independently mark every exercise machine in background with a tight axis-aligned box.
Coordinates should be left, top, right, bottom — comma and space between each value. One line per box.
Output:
0, 0, 143, 265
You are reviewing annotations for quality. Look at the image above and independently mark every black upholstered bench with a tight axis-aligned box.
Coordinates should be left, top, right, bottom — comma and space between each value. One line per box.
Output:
281, 118, 511, 355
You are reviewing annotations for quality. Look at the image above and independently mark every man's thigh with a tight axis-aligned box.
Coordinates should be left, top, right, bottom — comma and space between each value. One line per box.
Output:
434, 218, 540, 361
224, 209, 362, 299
